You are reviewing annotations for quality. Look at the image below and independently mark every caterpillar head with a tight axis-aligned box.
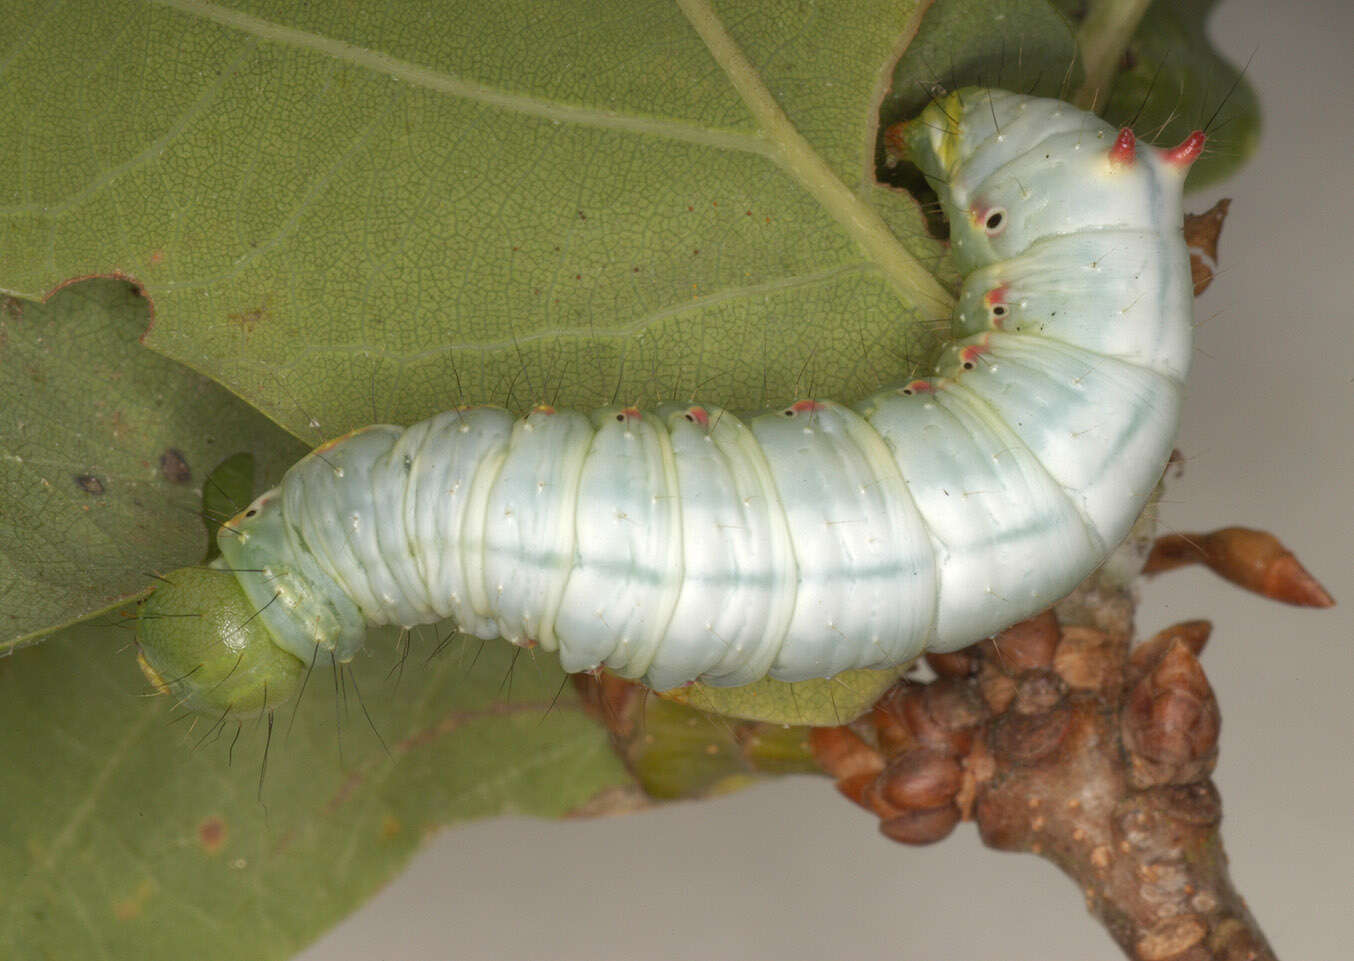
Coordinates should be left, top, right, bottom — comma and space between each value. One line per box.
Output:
137, 564, 305, 717
900, 88, 1203, 274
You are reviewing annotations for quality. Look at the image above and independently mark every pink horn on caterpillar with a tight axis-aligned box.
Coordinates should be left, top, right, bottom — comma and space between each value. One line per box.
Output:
1109, 128, 1137, 167
1162, 131, 1206, 168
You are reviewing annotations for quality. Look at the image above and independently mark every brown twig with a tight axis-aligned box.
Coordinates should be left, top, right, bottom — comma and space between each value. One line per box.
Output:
813, 593, 1281, 961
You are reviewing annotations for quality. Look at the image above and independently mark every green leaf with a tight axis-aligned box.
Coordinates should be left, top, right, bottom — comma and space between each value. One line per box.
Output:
0, 279, 306, 652
0, 0, 955, 440
622, 694, 821, 799
659, 665, 908, 725
1055, 0, 1261, 189
0, 618, 631, 961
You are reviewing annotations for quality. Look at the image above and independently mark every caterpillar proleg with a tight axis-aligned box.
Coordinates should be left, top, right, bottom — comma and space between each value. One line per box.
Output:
137, 89, 1204, 716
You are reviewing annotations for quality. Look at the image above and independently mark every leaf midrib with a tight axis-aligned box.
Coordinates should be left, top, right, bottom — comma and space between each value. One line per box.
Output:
139, 0, 955, 318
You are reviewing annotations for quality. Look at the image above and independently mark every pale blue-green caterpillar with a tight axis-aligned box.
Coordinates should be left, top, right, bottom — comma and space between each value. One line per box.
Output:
137, 88, 1205, 716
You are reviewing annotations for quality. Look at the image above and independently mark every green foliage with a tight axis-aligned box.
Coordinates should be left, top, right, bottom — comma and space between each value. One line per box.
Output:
0, 0, 953, 440
660, 666, 907, 725
0, 280, 306, 653
881, 0, 1082, 130
0, 620, 629, 961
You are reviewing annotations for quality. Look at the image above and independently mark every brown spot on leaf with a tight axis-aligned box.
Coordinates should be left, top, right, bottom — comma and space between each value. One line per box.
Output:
112, 879, 156, 920
380, 815, 402, 841
228, 305, 268, 334
2, 296, 22, 321
198, 815, 227, 855
75, 474, 105, 495
159, 448, 192, 484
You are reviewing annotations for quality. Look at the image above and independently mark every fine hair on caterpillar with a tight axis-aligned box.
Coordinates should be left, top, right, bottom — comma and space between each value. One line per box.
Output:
136, 88, 1205, 726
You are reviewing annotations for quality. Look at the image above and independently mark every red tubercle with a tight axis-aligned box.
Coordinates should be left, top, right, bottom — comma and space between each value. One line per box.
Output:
618, 406, 642, 421
1162, 131, 1206, 168
958, 342, 990, 370
984, 285, 1010, 328
685, 405, 710, 427
790, 399, 827, 413
531, 404, 557, 415
900, 380, 935, 396
1109, 128, 1137, 167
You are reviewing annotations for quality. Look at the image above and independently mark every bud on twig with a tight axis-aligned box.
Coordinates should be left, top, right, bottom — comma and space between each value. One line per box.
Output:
878, 748, 963, 810
981, 610, 1060, 674
808, 726, 882, 781
1184, 197, 1230, 296
879, 805, 961, 846
879, 677, 987, 757
1128, 620, 1212, 688
925, 648, 978, 678
1052, 626, 1122, 696
1144, 527, 1335, 607
1122, 641, 1220, 789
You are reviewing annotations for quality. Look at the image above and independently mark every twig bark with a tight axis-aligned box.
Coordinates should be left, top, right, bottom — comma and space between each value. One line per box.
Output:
812, 578, 1282, 961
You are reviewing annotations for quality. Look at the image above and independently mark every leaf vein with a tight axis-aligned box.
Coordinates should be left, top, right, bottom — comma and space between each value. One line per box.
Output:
147, 0, 774, 156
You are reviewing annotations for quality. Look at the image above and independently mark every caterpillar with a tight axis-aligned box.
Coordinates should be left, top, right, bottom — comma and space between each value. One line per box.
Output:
137, 88, 1204, 717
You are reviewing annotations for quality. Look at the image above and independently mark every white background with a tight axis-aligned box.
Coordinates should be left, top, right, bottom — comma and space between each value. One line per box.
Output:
301, 0, 1354, 957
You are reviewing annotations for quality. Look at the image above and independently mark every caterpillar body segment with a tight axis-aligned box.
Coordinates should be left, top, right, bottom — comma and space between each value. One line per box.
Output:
137, 89, 1203, 717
